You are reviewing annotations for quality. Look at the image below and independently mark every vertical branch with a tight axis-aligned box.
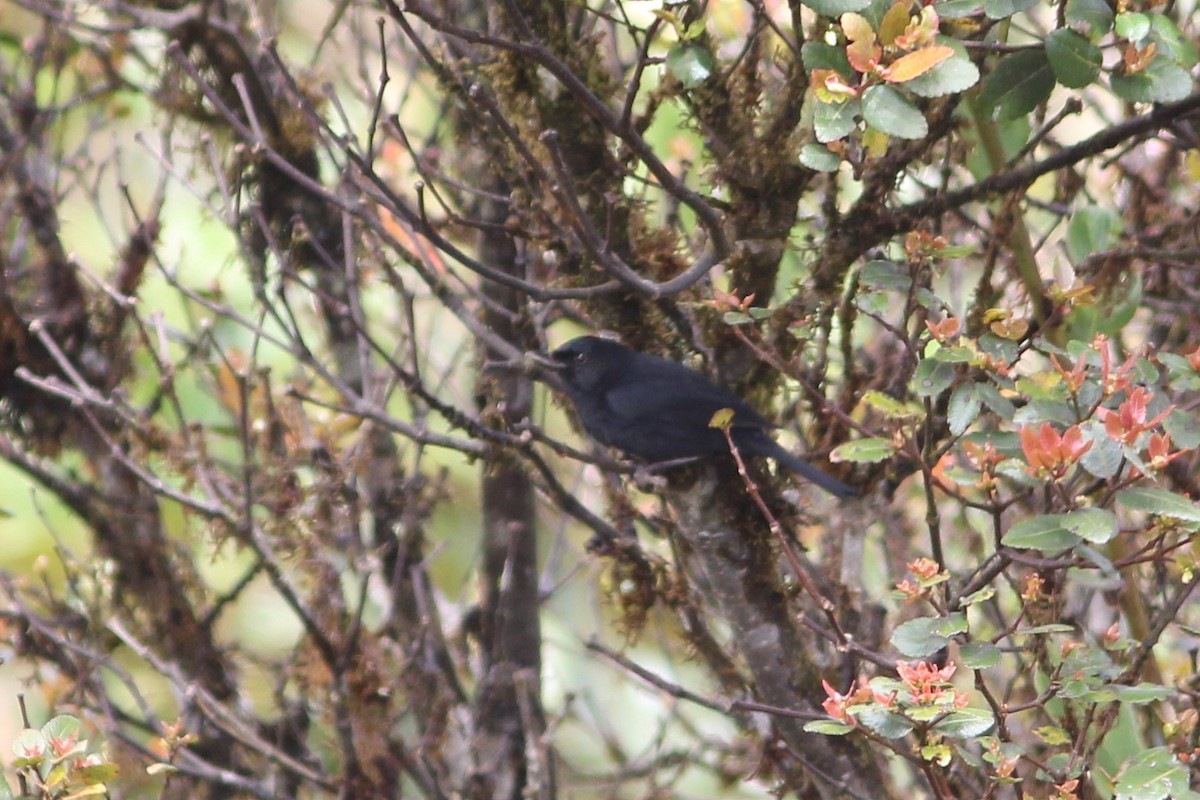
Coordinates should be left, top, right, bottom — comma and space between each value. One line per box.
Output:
456, 5, 549, 800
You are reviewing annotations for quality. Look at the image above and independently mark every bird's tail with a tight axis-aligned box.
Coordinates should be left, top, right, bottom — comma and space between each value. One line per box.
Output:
769, 443, 858, 498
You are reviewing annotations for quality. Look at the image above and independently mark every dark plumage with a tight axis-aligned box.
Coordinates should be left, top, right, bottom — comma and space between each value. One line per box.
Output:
549, 336, 856, 498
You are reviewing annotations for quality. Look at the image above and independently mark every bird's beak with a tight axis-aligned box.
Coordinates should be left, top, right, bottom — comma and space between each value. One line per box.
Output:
530, 351, 567, 371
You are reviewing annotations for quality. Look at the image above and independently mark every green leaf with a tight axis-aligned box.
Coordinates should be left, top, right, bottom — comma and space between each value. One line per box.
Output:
814, 98, 861, 143
1046, 29, 1102, 88
1065, 0, 1114, 35
859, 290, 890, 314
1012, 398, 1077, 426
1116, 486, 1200, 523
978, 48, 1055, 121
665, 44, 714, 89
1110, 57, 1195, 103
75, 762, 120, 783
934, 0, 985, 16
860, 259, 912, 290
800, 143, 843, 172
976, 383, 1016, 419
1079, 423, 1124, 478
802, 0, 873, 15
930, 345, 978, 364
858, 0, 896, 30
1110, 683, 1174, 704
1062, 508, 1118, 544
904, 55, 981, 97
891, 613, 968, 657
906, 705, 947, 722
960, 641, 1001, 669
856, 706, 916, 738
1114, 12, 1151, 42
804, 719, 855, 735
1113, 747, 1192, 800
831, 437, 896, 463
1160, 354, 1200, 391
984, 0, 1038, 20
1035, 725, 1072, 745
958, 585, 996, 606
802, 42, 855, 80
1066, 205, 1122, 263
1164, 409, 1200, 449
1149, 14, 1198, 68
861, 84, 928, 139
912, 358, 956, 398
41, 714, 84, 742
859, 389, 922, 419
1016, 623, 1075, 634
947, 383, 981, 436
1002, 514, 1080, 550
934, 707, 996, 738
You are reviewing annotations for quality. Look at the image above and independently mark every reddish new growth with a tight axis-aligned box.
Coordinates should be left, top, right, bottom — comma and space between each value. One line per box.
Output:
1019, 423, 1092, 480
896, 660, 963, 706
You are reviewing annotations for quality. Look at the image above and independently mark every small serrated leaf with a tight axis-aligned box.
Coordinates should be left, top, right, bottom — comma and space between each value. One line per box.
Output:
1116, 486, 1200, 523
1110, 57, 1194, 103
978, 48, 1055, 120
984, 0, 1038, 19
912, 358, 956, 398
804, 719, 855, 735
856, 706, 916, 738
861, 84, 928, 139
831, 437, 897, 463
1114, 12, 1150, 41
891, 614, 967, 657
859, 259, 912, 290
947, 383, 982, 436
1065, 0, 1114, 34
800, 143, 843, 172
879, 2, 913, 45
802, 42, 856, 79
1002, 514, 1080, 550
665, 43, 714, 89
814, 98, 861, 143
960, 641, 1001, 669
1079, 424, 1124, 478
1164, 409, 1200, 449
1067, 205, 1122, 262
934, 708, 996, 739
803, 0, 874, 16
884, 45, 956, 83
1150, 13, 1198, 67
935, 0, 985, 16
976, 383, 1016, 419
1035, 725, 1072, 745
1062, 507, 1118, 544
1046, 29, 1102, 88
904, 55, 981, 97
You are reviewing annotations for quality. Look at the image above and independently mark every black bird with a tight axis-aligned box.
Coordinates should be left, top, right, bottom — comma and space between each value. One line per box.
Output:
549, 336, 856, 498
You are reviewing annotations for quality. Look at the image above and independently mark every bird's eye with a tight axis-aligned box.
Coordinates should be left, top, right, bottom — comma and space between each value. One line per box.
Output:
575, 352, 588, 364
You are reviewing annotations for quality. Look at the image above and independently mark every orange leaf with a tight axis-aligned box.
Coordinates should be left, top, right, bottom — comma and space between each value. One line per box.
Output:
840, 12, 876, 43
883, 45, 955, 83
847, 38, 881, 73
879, 1, 914, 46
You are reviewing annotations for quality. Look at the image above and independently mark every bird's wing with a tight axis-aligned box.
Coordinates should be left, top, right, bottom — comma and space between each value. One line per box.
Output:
603, 375, 772, 431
